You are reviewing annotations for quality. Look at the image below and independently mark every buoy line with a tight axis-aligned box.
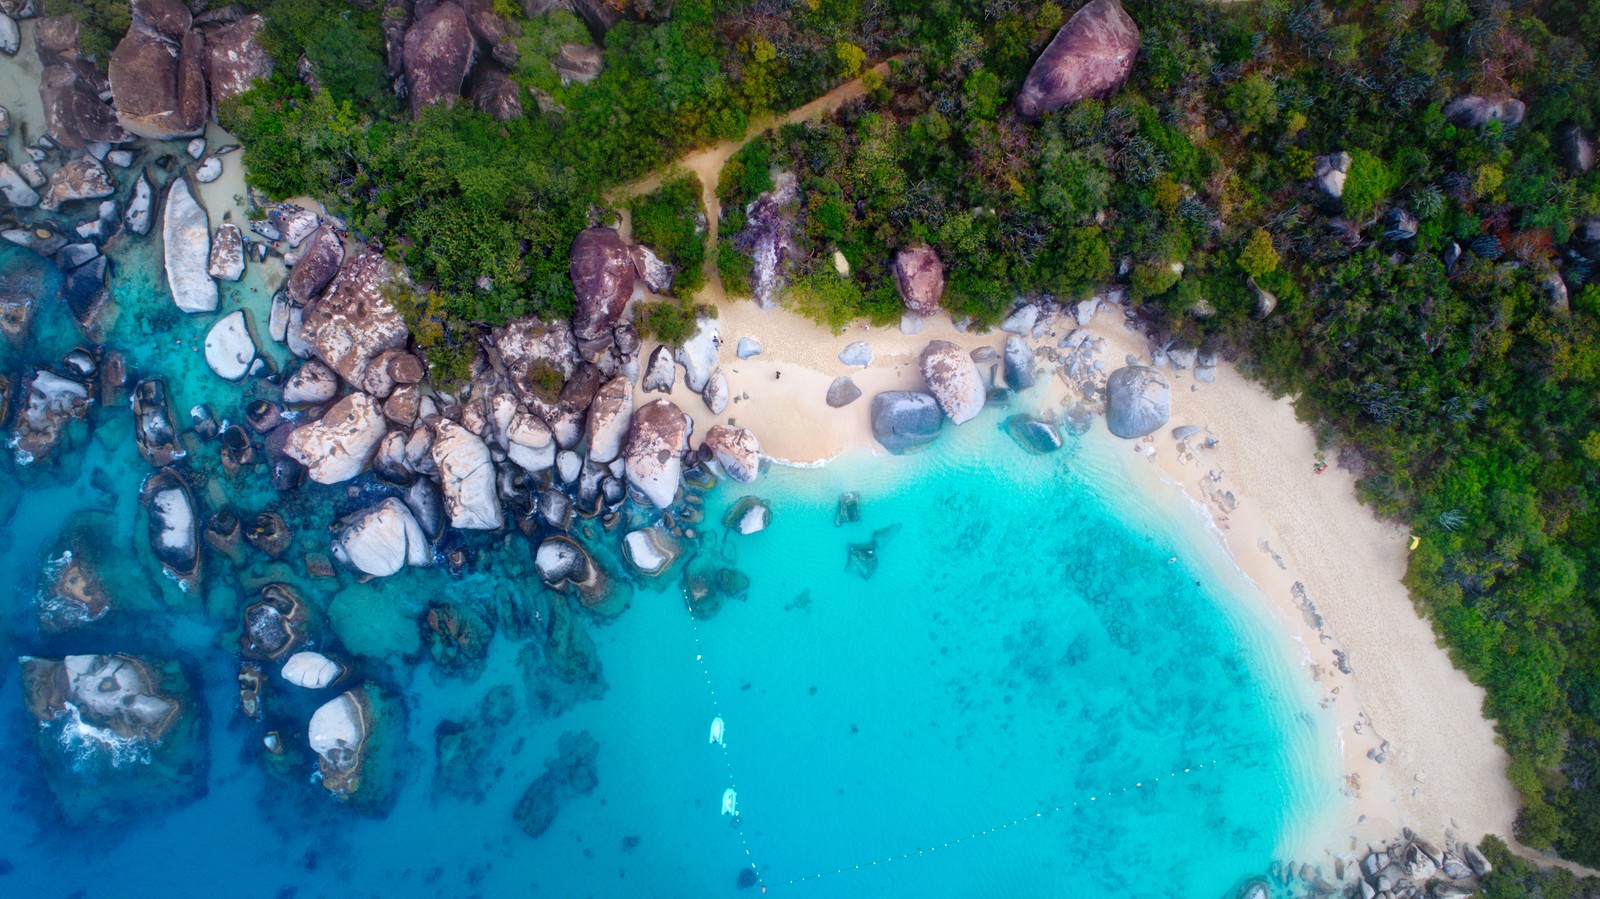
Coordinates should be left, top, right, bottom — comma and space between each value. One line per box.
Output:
770, 760, 1222, 890
684, 599, 768, 892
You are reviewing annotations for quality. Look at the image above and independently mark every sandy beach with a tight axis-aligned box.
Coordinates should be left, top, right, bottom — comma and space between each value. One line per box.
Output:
648, 290, 1526, 868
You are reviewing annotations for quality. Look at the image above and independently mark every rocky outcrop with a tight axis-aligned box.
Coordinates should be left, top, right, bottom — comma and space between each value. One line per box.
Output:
429, 418, 503, 529
40, 158, 113, 211
404, 1, 475, 117
1561, 124, 1594, 174
203, 309, 258, 381
285, 225, 344, 306
208, 223, 245, 281
335, 497, 430, 576
491, 316, 579, 402
893, 245, 945, 316
569, 227, 635, 346
285, 393, 387, 484
586, 375, 631, 463
109, 0, 208, 140
309, 690, 369, 796
1016, 0, 1139, 118
40, 64, 126, 149
1444, 94, 1525, 129
918, 340, 985, 424
162, 178, 217, 314
470, 66, 522, 120
300, 251, 410, 390
21, 654, 181, 742
623, 399, 691, 509
704, 424, 759, 484
870, 391, 942, 454
1104, 365, 1170, 438
0, 161, 39, 207
735, 172, 798, 307
724, 496, 770, 535
202, 12, 272, 108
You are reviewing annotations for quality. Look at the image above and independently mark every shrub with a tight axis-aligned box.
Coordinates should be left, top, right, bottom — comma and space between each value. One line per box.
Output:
1342, 150, 1395, 222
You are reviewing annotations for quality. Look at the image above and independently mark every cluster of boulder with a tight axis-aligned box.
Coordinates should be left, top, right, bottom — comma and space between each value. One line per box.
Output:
1258, 829, 1498, 899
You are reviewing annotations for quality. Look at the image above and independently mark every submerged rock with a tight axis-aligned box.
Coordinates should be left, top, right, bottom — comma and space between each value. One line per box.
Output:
918, 340, 985, 424
1016, 0, 1139, 118
870, 391, 942, 455
622, 527, 680, 577
1104, 365, 1170, 438
723, 496, 770, 535
1003, 414, 1063, 454
334, 497, 431, 577
140, 467, 200, 590
162, 179, 216, 313
514, 731, 600, 839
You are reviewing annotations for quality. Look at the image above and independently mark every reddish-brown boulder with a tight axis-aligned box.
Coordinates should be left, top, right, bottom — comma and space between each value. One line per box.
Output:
893, 245, 945, 317
1016, 0, 1139, 119
285, 225, 345, 307
39, 64, 126, 149
202, 13, 273, 108
403, 1, 476, 117
299, 251, 411, 390
569, 227, 635, 345
108, 0, 208, 139
471, 66, 523, 121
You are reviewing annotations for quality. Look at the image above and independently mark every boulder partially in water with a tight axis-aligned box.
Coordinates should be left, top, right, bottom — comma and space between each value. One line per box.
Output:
240, 584, 308, 661
622, 526, 681, 577
918, 340, 985, 425
704, 424, 759, 484
430, 418, 504, 529
282, 651, 343, 690
623, 399, 691, 508
203, 309, 258, 381
131, 378, 183, 467
1016, 0, 1139, 118
282, 360, 339, 406
40, 157, 113, 211
723, 495, 770, 535
1004, 414, 1063, 454
309, 689, 370, 797
162, 178, 216, 313
207, 223, 245, 282
140, 467, 199, 590
870, 391, 942, 455
285, 392, 387, 484
23, 653, 181, 743
1104, 365, 1170, 438
334, 497, 431, 577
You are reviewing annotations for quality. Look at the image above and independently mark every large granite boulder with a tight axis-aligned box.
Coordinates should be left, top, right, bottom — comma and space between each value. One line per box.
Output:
918, 340, 985, 424
22, 654, 181, 743
623, 399, 691, 509
403, 1, 475, 117
300, 251, 410, 390
471, 66, 522, 120
569, 227, 635, 345
870, 391, 942, 454
282, 361, 339, 405
1443, 94, 1525, 129
334, 497, 430, 577
162, 179, 217, 314
586, 375, 631, 463
208, 223, 245, 281
108, 0, 208, 140
1104, 365, 1170, 438
35, 16, 83, 66
826, 375, 861, 407
309, 690, 369, 796
676, 317, 719, 393
1314, 151, 1350, 199
893, 245, 944, 317
1003, 335, 1036, 391
40, 64, 126, 149
202, 12, 273, 108
285, 393, 387, 484
285, 224, 344, 306
429, 418, 503, 530
281, 651, 343, 689
203, 309, 258, 380
40, 158, 113, 211
491, 316, 578, 402
641, 344, 675, 393
1016, 0, 1139, 119
704, 424, 759, 484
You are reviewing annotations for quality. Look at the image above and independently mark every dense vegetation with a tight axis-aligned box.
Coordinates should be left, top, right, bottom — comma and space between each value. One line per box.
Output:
215, 0, 1600, 865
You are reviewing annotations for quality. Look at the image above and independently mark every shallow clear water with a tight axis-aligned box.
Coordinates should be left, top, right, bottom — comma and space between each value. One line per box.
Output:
0, 151, 1333, 899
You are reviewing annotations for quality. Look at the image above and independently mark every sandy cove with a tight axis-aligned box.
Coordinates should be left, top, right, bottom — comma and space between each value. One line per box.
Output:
649, 294, 1525, 869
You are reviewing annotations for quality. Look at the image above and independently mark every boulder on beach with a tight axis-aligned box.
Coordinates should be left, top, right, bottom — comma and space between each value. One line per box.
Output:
108, 0, 209, 140
704, 424, 759, 484
162, 179, 217, 313
826, 375, 861, 408
701, 367, 729, 414
623, 398, 691, 509
208, 223, 245, 281
1003, 335, 1036, 391
285, 393, 387, 483
641, 344, 676, 393
569, 227, 635, 345
1104, 365, 1170, 438
870, 391, 942, 455
736, 337, 762, 359
1016, 0, 1139, 118
676, 317, 719, 393
837, 340, 872, 367
893, 245, 944, 317
203, 309, 258, 381
918, 340, 985, 424
404, 1, 475, 117
334, 497, 431, 577
429, 418, 504, 530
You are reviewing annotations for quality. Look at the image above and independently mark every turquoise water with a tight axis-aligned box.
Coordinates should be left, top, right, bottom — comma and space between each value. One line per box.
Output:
0, 166, 1334, 897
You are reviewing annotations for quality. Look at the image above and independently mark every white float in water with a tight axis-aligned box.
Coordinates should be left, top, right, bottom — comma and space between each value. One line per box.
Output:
709, 716, 725, 746
721, 788, 738, 816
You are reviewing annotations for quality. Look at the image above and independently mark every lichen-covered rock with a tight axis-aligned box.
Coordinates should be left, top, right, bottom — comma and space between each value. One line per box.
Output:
300, 251, 409, 389
569, 227, 635, 345
870, 391, 942, 455
630, 243, 672, 293
403, 1, 475, 117
40, 157, 113, 211
285, 392, 387, 483
1016, 0, 1139, 118
202, 12, 273, 108
108, 0, 208, 140
735, 172, 798, 308
470, 65, 522, 120
623, 398, 691, 509
285, 224, 344, 306
207, 223, 244, 281
162, 179, 216, 313
704, 424, 759, 483
492, 316, 578, 402
918, 340, 985, 425
282, 360, 339, 405
334, 497, 430, 577
893, 245, 944, 317
429, 418, 503, 530
1104, 365, 1170, 438
1443, 94, 1525, 129
586, 375, 631, 463
39, 63, 126, 150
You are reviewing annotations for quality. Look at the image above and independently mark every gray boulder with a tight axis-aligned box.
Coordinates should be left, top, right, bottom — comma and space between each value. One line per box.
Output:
870, 391, 942, 455
1314, 151, 1350, 199
826, 375, 861, 408
675, 317, 719, 393
641, 344, 676, 393
162, 179, 216, 314
403, 1, 475, 117
1104, 365, 1170, 438
837, 340, 872, 367
208, 224, 245, 281
1003, 415, 1062, 454
1016, 0, 1139, 118
704, 424, 759, 484
1003, 336, 1035, 391
736, 336, 762, 359
1444, 94, 1525, 129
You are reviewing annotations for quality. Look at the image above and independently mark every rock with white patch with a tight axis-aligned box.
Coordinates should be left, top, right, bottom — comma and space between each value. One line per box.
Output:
281, 651, 342, 689
285, 392, 387, 484
623, 399, 691, 509
429, 419, 503, 530
703, 424, 759, 483
207, 223, 244, 281
162, 178, 216, 313
204, 310, 257, 381
334, 497, 430, 577
918, 340, 985, 425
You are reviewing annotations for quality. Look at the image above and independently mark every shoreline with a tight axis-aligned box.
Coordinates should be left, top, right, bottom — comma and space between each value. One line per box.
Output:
672, 292, 1524, 869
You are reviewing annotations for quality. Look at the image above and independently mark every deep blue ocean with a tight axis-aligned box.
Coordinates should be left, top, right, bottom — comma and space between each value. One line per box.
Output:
0, 107, 1332, 899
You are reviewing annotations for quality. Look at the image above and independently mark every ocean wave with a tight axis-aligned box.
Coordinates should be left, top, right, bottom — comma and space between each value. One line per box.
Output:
51, 703, 154, 771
